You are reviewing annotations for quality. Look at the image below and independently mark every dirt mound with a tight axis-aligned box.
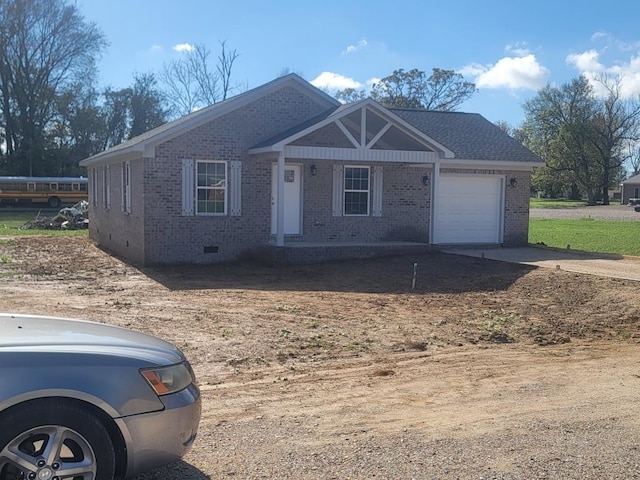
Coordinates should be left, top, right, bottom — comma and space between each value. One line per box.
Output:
1, 236, 639, 385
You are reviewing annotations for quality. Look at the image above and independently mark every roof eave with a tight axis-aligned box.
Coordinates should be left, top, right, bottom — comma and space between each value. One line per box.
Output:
248, 145, 282, 155
79, 145, 146, 167
80, 73, 339, 167
439, 158, 546, 170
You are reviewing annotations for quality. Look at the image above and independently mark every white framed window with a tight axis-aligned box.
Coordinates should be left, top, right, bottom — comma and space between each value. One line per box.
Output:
344, 166, 370, 216
121, 161, 131, 213
196, 160, 227, 215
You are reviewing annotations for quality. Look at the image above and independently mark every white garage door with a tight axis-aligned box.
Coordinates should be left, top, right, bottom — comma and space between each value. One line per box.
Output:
433, 176, 503, 244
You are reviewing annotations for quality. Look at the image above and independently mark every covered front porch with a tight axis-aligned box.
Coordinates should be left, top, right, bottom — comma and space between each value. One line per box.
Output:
249, 98, 453, 248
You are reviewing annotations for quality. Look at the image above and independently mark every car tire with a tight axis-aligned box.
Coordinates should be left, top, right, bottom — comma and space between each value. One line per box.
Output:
47, 196, 61, 208
0, 399, 116, 480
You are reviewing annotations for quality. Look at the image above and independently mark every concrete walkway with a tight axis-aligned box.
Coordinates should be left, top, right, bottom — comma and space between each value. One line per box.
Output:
445, 246, 640, 282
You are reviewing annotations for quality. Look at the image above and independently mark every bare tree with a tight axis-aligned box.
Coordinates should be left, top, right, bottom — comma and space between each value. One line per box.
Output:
160, 57, 198, 116
217, 41, 238, 102
0, 0, 106, 175
588, 75, 640, 203
523, 76, 601, 204
161, 41, 238, 117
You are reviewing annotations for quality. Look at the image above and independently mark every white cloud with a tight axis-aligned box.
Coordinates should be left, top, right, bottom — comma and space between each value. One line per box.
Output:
458, 63, 486, 78
342, 39, 368, 55
149, 45, 163, 54
505, 41, 531, 57
462, 54, 549, 91
590, 30, 640, 52
566, 49, 603, 72
311, 72, 362, 91
366, 77, 381, 87
566, 46, 640, 98
172, 43, 194, 53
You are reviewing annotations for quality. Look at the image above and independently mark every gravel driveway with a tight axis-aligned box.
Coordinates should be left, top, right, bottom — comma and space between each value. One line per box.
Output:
529, 204, 640, 220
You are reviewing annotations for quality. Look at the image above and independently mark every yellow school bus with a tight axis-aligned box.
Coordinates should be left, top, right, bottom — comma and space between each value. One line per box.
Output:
0, 176, 88, 208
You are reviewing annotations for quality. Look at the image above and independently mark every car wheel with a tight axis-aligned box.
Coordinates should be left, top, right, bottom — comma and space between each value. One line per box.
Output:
0, 400, 116, 480
47, 196, 61, 208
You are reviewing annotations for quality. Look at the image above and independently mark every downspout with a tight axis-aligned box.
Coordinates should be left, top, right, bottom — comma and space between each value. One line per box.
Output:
276, 152, 285, 247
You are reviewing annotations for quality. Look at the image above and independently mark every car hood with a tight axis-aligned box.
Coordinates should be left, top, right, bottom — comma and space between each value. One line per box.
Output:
0, 313, 184, 365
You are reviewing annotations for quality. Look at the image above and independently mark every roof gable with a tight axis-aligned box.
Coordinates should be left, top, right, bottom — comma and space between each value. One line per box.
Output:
80, 74, 340, 166
249, 98, 455, 157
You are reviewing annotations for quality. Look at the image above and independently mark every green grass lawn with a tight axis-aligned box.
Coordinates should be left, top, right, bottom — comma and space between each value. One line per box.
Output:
1, 208, 637, 256
529, 218, 640, 256
0, 209, 88, 236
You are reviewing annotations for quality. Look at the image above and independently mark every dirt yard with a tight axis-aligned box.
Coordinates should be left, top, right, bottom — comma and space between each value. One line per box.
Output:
2, 236, 640, 479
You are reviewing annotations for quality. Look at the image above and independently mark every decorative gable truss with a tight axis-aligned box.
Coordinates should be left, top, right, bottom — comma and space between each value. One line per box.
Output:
268, 100, 455, 163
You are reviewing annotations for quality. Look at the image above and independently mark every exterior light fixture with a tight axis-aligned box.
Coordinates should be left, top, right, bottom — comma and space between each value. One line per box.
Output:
422, 174, 430, 186
510, 177, 518, 187
310, 164, 318, 176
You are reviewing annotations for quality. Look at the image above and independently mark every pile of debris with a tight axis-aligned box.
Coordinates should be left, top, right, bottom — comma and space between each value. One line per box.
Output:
21, 201, 89, 230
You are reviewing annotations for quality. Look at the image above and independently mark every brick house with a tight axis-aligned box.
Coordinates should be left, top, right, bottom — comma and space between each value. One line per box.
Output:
621, 173, 640, 204
80, 74, 544, 265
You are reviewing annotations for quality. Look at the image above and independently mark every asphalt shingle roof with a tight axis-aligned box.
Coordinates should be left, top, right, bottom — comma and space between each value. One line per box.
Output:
623, 173, 640, 184
390, 109, 542, 163
251, 106, 341, 149
252, 103, 542, 164
82, 71, 541, 167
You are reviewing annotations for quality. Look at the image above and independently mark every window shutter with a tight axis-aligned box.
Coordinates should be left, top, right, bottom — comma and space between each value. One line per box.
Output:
372, 166, 383, 217
91, 168, 97, 206
332, 164, 343, 217
229, 160, 242, 216
181, 159, 195, 216
125, 162, 131, 213
120, 163, 125, 212
106, 165, 111, 210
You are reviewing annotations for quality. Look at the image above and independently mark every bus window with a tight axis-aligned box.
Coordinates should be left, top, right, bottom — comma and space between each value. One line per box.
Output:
27, 182, 36, 191
72, 183, 80, 191
50, 183, 58, 191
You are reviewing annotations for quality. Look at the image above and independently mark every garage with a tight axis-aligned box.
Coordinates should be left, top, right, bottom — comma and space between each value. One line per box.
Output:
433, 175, 504, 244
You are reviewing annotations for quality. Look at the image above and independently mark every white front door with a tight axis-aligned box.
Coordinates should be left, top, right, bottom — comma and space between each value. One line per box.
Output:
271, 164, 302, 235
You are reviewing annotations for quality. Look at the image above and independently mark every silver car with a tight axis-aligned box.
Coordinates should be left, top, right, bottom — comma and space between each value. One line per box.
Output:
0, 313, 201, 479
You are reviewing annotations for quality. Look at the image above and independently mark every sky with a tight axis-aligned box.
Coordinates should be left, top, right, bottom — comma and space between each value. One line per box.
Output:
76, 0, 640, 126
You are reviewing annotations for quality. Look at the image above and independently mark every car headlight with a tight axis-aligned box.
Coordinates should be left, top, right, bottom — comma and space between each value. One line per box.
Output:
141, 362, 193, 395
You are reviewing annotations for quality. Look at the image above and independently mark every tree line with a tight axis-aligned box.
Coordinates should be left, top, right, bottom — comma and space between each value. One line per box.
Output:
0, 0, 237, 177
0, 0, 480, 178
8, 0, 634, 205
504, 76, 640, 205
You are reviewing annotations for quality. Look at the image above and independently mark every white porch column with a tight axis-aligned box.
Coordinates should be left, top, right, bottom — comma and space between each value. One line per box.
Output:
429, 161, 440, 244
276, 152, 285, 247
